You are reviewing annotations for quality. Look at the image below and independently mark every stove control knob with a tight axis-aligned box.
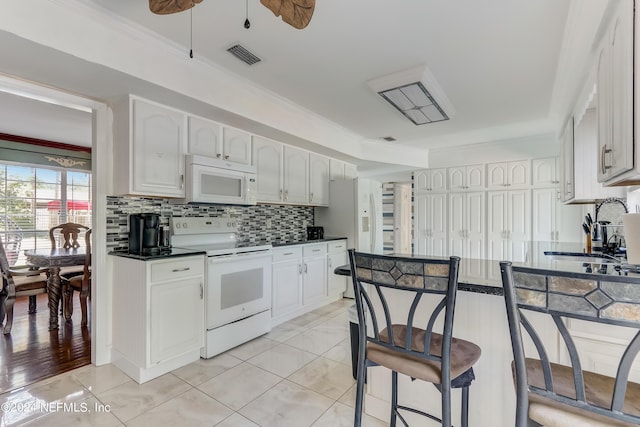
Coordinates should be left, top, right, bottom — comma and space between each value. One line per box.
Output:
175, 223, 180, 228
182, 222, 188, 229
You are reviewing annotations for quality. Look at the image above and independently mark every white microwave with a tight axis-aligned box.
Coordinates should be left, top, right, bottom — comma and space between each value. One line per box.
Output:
182, 155, 257, 205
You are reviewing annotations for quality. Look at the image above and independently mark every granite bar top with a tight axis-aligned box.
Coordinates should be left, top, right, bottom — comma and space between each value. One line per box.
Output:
109, 247, 206, 261
334, 241, 640, 297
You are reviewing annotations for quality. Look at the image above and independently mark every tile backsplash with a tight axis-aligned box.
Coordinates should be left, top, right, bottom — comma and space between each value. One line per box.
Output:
106, 196, 314, 251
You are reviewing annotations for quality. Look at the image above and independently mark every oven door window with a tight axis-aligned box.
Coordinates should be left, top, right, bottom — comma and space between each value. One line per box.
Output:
207, 255, 272, 329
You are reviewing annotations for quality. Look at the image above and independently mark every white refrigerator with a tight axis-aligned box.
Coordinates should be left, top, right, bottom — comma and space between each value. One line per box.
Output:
314, 178, 384, 297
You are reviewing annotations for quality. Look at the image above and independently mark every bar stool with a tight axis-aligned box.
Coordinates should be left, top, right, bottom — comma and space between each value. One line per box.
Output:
349, 250, 481, 427
500, 261, 640, 427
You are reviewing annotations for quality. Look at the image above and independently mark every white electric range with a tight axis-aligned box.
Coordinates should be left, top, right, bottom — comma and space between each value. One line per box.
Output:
171, 217, 272, 359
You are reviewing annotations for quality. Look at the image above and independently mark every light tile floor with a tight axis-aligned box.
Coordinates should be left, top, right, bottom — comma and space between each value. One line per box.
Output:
0, 299, 387, 427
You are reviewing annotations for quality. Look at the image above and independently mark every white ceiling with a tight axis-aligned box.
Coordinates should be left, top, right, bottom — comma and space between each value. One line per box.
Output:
0, 0, 606, 157
86, 0, 572, 149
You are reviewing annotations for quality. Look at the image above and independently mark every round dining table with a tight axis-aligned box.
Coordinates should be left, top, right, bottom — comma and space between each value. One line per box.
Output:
24, 248, 86, 330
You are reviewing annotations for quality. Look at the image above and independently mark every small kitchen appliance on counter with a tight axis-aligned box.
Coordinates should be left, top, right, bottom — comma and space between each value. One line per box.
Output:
307, 226, 324, 240
128, 213, 163, 255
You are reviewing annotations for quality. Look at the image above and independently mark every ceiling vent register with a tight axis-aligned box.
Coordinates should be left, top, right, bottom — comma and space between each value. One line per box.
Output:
227, 44, 262, 65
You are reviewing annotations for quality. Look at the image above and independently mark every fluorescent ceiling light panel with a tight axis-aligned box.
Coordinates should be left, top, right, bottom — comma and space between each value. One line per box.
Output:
368, 65, 455, 126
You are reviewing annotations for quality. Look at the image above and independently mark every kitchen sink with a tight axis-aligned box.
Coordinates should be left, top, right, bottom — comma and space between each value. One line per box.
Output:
543, 251, 623, 264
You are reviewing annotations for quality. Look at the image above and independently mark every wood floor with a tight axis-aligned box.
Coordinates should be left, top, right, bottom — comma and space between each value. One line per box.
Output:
0, 293, 91, 395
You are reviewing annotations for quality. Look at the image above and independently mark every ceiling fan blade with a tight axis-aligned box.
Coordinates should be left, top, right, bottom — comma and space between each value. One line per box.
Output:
260, 0, 315, 29
149, 0, 203, 15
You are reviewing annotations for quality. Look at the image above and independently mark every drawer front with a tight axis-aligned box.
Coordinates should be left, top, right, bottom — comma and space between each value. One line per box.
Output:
273, 246, 303, 263
150, 256, 204, 282
303, 244, 327, 258
328, 240, 347, 253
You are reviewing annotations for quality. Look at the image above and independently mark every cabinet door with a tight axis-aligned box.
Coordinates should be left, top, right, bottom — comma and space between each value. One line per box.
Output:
132, 99, 185, 197
596, 43, 611, 182
252, 136, 283, 203
413, 170, 430, 193
283, 145, 309, 204
608, 0, 634, 179
150, 277, 204, 365
272, 260, 302, 319
487, 163, 507, 189
329, 159, 345, 181
506, 189, 530, 262
303, 256, 326, 305
430, 169, 447, 192
532, 188, 557, 242
562, 119, 575, 201
448, 193, 465, 257
414, 194, 447, 256
448, 167, 466, 191
222, 127, 252, 165
466, 192, 486, 260
344, 163, 357, 180
466, 165, 485, 190
486, 191, 507, 261
532, 157, 558, 187
327, 251, 347, 294
309, 153, 330, 206
187, 115, 221, 158
508, 161, 529, 188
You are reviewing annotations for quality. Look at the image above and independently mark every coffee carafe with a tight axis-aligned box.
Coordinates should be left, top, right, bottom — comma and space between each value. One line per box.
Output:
128, 213, 161, 255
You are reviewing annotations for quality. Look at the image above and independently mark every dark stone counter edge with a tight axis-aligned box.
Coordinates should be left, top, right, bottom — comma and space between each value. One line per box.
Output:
109, 248, 206, 261
333, 264, 505, 296
273, 237, 347, 247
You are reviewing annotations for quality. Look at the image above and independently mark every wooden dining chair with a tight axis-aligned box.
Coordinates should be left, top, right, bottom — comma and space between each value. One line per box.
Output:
60, 229, 91, 327
0, 235, 48, 334
49, 222, 90, 277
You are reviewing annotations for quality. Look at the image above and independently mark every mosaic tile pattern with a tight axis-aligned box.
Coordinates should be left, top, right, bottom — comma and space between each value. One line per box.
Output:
106, 196, 314, 251
512, 268, 640, 325
353, 253, 451, 292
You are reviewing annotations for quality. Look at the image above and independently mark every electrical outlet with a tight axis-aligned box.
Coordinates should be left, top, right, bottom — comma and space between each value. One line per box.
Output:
266, 219, 272, 228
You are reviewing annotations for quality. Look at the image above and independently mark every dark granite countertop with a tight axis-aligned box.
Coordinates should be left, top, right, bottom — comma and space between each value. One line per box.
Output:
333, 242, 640, 297
109, 247, 206, 261
272, 236, 347, 247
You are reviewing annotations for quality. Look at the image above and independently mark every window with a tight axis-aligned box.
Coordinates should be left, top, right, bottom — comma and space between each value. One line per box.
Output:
0, 162, 92, 266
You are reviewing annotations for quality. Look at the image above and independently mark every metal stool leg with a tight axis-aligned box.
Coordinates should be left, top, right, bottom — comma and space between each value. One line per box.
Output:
461, 386, 469, 427
28, 295, 37, 313
354, 362, 366, 427
391, 370, 398, 427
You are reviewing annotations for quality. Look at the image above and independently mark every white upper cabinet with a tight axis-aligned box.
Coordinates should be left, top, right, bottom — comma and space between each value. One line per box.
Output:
414, 168, 447, 193
344, 163, 358, 180
283, 145, 309, 204
487, 161, 529, 189
187, 115, 222, 159
221, 127, 252, 165
448, 164, 484, 191
252, 136, 284, 203
531, 157, 560, 187
597, 0, 634, 184
414, 193, 448, 257
114, 96, 186, 198
329, 158, 345, 181
309, 153, 330, 206
187, 118, 251, 165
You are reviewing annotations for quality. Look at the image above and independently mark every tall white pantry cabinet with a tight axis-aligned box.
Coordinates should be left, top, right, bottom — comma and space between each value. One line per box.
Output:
413, 157, 581, 266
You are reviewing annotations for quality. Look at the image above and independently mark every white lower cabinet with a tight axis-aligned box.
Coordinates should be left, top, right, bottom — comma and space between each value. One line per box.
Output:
302, 244, 327, 306
327, 240, 348, 295
272, 247, 303, 320
271, 241, 346, 326
112, 255, 205, 383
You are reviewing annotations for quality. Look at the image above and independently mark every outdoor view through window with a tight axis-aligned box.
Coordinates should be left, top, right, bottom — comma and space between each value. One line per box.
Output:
0, 162, 92, 266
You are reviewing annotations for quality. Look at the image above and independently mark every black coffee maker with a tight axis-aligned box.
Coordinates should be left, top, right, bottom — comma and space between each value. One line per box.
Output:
129, 213, 161, 255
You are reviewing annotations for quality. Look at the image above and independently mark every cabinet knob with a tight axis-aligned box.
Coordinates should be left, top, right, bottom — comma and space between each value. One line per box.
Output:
224, 155, 229, 160
216, 153, 221, 158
